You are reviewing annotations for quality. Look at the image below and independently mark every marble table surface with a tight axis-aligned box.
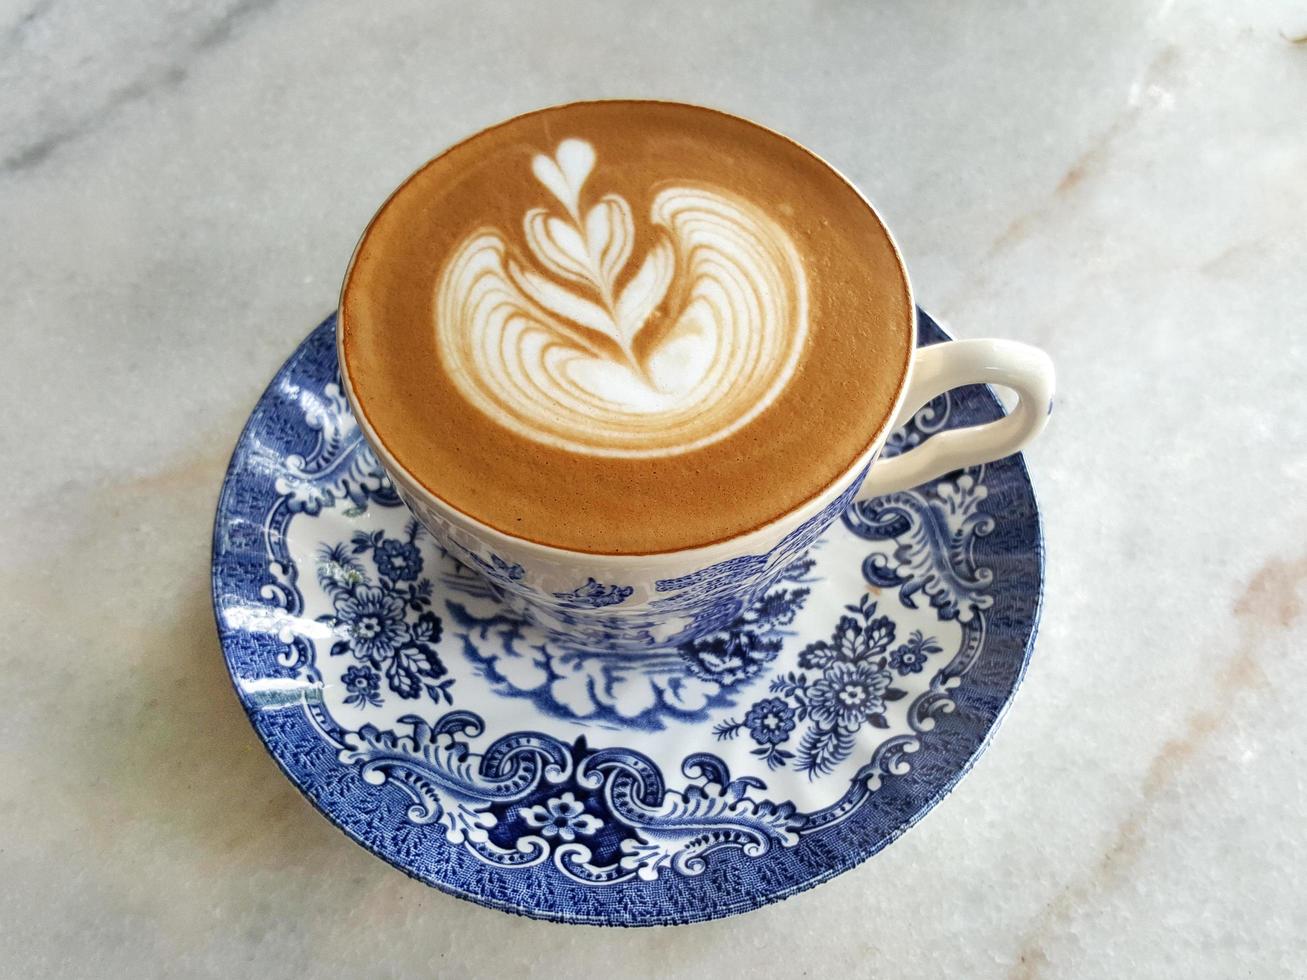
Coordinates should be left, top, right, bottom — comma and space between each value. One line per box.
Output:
3, 0, 1305, 976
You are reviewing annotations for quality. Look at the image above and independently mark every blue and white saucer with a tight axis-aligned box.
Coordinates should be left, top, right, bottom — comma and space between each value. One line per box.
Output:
211, 309, 1043, 926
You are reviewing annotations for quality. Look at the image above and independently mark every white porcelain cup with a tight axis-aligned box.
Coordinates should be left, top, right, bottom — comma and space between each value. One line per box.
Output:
339, 123, 1054, 654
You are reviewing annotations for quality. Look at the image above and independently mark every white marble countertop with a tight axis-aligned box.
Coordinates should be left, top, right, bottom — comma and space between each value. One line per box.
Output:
4, 0, 1305, 976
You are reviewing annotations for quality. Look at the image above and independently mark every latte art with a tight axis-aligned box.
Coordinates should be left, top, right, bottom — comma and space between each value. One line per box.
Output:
341, 101, 913, 553
435, 139, 808, 457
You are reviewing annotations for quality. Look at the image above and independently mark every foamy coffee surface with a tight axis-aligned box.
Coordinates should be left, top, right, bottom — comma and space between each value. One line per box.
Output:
342, 102, 912, 554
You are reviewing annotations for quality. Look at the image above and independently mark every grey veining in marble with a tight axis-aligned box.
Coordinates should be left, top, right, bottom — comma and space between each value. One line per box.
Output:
2, 0, 1305, 977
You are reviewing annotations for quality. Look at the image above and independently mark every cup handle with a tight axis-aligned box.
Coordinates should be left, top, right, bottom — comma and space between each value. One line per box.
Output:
857, 338, 1055, 500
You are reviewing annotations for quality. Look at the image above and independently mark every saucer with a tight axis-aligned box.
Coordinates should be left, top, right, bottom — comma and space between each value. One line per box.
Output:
211, 308, 1043, 926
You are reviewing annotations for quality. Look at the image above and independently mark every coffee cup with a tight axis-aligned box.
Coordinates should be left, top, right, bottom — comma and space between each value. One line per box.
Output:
338, 100, 1054, 652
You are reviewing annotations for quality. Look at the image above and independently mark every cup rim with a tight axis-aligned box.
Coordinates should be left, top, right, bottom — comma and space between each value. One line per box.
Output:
337, 97, 917, 561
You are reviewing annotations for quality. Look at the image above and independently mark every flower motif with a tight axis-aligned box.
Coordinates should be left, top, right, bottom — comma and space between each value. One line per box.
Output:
806, 661, 892, 731
861, 615, 896, 659
889, 630, 943, 675
411, 610, 443, 645
317, 531, 453, 709
797, 639, 834, 670
744, 698, 796, 745
341, 665, 382, 708
521, 792, 603, 841
827, 612, 897, 663
385, 641, 446, 699
374, 537, 422, 582
888, 645, 927, 674
333, 586, 407, 663
831, 615, 865, 661
716, 596, 911, 776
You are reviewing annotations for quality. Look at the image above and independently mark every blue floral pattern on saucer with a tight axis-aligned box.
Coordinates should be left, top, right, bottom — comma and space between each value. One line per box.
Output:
211, 309, 1043, 926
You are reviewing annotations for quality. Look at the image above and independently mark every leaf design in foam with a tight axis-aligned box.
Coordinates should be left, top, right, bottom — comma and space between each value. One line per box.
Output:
587, 194, 634, 295
518, 146, 655, 355
531, 138, 595, 218
614, 236, 675, 352
524, 208, 593, 286
506, 259, 617, 339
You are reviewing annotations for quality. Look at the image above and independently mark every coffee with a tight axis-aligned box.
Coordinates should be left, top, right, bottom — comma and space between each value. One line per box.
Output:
341, 101, 912, 555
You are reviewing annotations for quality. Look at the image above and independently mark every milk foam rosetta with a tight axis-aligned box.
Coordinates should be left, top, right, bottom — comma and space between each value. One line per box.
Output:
434, 138, 809, 457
